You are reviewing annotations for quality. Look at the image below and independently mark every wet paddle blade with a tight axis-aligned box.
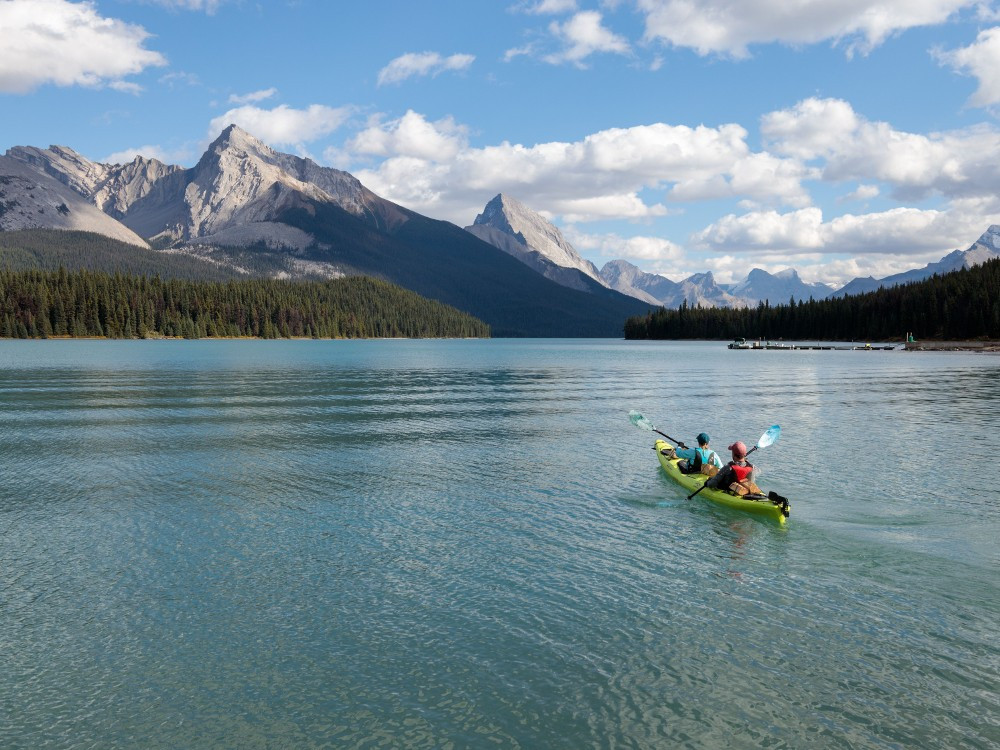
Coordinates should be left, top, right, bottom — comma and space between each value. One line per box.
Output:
757, 424, 781, 449
629, 410, 655, 431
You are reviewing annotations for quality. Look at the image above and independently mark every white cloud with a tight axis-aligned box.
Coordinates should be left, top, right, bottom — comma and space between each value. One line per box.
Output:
692, 205, 983, 257
762, 97, 1000, 201
566, 228, 684, 260
108, 80, 143, 95
694, 207, 826, 251
688, 200, 1000, 284
554, 194, 668, 221
635, 0, 977, 57
346, 111, 809, 226
935, 26, 1000, 107
543, 11, 631, 65
144, 0, 227, 12
349, 111, 469, 161
337, 101, 996, 286
159, 71, 200, 88
504, 44, 539, 61
516, 0, 578, 13
208, 104, 352, 147
670, 151, 814, 206
689, 196, 1000, 284
759, 97, 861, 160
376, 52, 475, 86
228, 87, 277, 105
844, 184, 880, 201
822, 208, 960, 253
0, 0, 166, 94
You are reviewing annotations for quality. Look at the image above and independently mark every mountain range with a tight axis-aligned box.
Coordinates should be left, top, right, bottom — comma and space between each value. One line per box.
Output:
465, 193, 1000, 308
0, 126, 650, 337
2, 126, 998, 331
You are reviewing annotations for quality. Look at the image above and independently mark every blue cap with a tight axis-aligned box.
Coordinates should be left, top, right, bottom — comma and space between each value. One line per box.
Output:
697, 432, 710, 445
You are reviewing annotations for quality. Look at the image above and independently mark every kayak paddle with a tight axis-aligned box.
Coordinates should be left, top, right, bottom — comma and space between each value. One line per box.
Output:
686, 425, 781, 500
628, 410, 689, 449
745, 424, 781, 457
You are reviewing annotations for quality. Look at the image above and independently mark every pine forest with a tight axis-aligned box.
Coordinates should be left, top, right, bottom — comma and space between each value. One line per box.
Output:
0, 267, 490, 339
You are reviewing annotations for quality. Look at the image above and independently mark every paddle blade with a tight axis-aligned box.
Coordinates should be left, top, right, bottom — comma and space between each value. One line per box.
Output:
757, 424, 781, 449
629, 410, 655, 432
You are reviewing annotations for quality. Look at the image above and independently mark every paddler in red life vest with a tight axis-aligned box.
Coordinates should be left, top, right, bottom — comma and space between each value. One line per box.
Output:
705, 441, 758, 494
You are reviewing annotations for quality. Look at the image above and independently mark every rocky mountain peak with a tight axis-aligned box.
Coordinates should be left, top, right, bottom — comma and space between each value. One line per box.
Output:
973, 224, 1000, 253
473, 193, 522, 235
190, 125, 387, 231
205, 123, 275, 162
469, 193, 607, 287
4, 126, 409, 249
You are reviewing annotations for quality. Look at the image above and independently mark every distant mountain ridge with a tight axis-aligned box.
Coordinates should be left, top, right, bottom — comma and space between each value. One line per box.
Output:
0, 155, 149, 246
465, 194, 839, 308
597, 260, 748, 308
831, 224, 1000, 298
467, 193, 999, 309
465, 194, 754, 307
728, 267, 833, 304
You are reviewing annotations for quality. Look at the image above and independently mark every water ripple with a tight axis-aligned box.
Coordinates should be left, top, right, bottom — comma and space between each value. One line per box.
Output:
1, 340, 997, 749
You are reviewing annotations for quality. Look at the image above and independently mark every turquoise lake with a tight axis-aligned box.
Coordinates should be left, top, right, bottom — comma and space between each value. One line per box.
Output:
2, 339, 998, 749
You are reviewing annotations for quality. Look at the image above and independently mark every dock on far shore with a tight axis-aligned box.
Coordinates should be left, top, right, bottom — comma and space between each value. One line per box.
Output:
727, 338, 896, 351
727, 337, 1000, 352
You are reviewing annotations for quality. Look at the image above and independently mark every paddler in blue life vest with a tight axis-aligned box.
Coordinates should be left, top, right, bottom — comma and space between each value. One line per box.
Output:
675, 432, 723, 475
705, 441, 760, 495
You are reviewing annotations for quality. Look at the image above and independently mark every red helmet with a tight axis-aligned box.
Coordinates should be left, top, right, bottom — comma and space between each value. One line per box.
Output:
728, 441, 747, 459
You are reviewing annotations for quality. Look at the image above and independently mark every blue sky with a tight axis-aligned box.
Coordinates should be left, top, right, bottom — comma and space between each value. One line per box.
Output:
3, 0, 1000, 285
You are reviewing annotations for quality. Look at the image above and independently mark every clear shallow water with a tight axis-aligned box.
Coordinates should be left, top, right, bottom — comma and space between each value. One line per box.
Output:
1, 339, 997, 749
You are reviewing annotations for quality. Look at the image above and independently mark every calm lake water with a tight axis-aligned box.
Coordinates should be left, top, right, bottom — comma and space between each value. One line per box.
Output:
2, 339, 998, 749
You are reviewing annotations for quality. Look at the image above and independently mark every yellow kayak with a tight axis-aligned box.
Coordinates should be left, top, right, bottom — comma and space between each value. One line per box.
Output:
654, 439, 790, 522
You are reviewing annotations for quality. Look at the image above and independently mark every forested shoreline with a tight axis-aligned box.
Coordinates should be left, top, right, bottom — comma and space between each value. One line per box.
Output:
624, 258, 1000, 341
0, 267, 490, 339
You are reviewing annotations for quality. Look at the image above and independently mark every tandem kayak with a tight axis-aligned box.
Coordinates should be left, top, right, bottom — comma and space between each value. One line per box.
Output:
654, 439, 790, 522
